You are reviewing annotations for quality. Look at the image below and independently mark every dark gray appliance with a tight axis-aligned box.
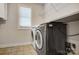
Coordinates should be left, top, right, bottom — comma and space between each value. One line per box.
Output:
34, 22, 67, 55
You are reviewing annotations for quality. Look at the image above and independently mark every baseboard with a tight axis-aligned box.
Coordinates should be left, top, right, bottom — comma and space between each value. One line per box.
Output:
0, 42, 32, 48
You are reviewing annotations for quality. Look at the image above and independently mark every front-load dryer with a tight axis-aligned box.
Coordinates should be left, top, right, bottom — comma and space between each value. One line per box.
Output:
35, 22, 67, 55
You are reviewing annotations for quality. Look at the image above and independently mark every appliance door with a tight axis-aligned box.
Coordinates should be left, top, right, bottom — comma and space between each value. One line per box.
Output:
53, 24, 66, 54
35, 29, 43, 50
31, 30, 36, 49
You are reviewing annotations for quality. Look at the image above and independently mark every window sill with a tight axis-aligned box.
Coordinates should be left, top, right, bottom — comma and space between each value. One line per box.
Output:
17, 27, 32, 30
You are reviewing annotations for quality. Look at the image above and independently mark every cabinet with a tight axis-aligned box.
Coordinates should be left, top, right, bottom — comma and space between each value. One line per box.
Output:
53, 3, 79, 20
44, 3, 58, 23
44, 3, 79, 23
0, 3, 7, 20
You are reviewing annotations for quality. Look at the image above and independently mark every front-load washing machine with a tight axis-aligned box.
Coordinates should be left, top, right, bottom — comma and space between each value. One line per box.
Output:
32, 22, 67, 55
31, 27, 37, 49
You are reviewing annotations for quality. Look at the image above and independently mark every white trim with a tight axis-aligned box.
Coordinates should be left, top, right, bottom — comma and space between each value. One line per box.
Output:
0, 42, 32, 48
17, 27, 32, 30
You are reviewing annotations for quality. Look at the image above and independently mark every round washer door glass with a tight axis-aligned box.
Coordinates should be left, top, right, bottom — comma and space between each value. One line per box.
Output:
35, 30, 43, 49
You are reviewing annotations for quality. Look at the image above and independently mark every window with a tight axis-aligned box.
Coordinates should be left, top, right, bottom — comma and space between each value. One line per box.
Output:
19, 7, 32, 28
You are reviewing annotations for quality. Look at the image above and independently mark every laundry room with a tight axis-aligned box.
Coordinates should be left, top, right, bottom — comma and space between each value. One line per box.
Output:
0, 3, 79, 55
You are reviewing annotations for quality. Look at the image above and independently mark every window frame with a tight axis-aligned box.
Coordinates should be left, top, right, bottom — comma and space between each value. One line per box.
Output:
18, 6, 32, 29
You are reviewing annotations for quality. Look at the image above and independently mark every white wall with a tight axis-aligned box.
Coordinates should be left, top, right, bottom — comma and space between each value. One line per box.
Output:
67, 21, 79, 54
0, 3, 43, 48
